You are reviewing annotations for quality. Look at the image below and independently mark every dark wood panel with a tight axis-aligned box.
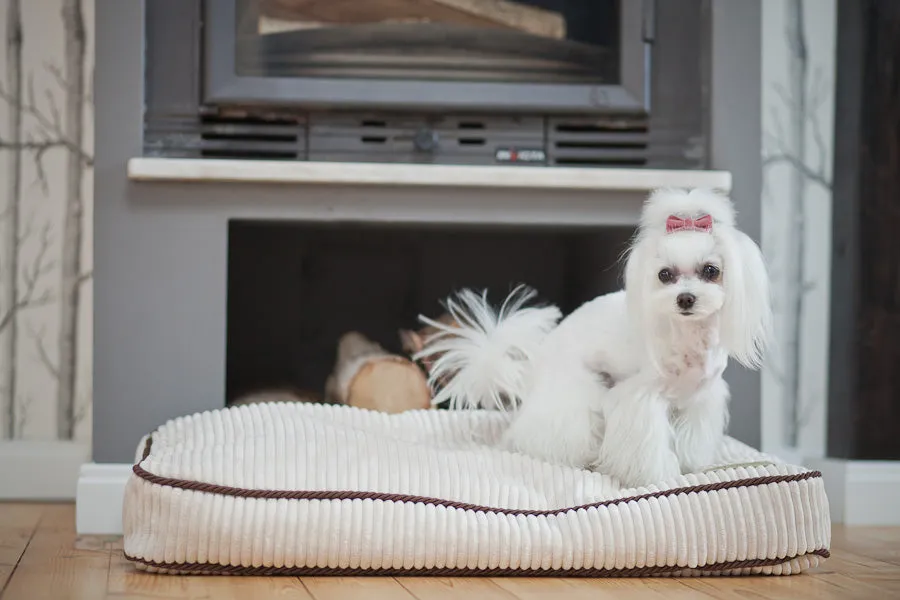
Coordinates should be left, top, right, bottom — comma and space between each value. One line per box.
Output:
830, 0, 900, 459
854, 0, 900, 459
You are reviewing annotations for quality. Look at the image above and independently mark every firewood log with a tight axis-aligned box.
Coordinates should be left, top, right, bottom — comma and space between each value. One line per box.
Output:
325, 331, 431, 413
432, 0, 565, 38
257, 0, 566, 39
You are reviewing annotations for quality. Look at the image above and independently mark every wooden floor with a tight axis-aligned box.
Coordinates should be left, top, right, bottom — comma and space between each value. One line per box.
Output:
1, 503, 898, 600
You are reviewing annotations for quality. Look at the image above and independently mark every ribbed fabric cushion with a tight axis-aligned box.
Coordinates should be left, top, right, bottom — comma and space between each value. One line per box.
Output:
122, 402, 830, 576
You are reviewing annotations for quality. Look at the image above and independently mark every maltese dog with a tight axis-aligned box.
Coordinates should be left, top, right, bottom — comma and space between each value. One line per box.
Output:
416, 188, 773, 488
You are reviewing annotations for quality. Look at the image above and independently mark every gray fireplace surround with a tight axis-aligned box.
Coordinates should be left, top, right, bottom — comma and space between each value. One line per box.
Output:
93, 1, 762, 464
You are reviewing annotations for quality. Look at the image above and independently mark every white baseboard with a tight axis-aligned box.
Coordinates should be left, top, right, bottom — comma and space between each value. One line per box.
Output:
0, 441, 91, 500
75, 463, 133, 535
806, 458, 900, 525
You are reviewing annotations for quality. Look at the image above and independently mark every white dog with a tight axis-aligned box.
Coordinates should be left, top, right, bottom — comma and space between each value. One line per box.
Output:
416, 188, 772, 488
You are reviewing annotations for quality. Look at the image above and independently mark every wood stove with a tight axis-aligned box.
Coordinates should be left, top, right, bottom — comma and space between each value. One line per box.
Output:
145, 0, 711, 170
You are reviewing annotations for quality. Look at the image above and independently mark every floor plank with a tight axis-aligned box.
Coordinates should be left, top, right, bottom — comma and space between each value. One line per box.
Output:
0, 570, 12, 598
1, 504, 110, 600
0, 503, 44, 592
679, 574, 865, 600
491, 577, 638, 600
302, 576, 418, 600
2, 504, 900, 600
567, 577, 715, 599
830, 526, 900, 566
300, 577, 415, 600
398, 577, 517, 600
812, 549, 900, 595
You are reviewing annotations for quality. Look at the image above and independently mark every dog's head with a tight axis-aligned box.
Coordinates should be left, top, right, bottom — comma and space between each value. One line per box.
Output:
624, 188, 773, 369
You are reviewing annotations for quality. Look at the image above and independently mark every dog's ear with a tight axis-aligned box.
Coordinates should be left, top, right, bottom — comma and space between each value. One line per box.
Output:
623, 237, 647, 316
719, 229, 773, 369
624, 234, 666, 369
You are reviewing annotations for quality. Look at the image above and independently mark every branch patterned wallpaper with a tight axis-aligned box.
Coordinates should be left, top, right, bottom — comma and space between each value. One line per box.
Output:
761, 0, 836, 457
0, 0, 93, 443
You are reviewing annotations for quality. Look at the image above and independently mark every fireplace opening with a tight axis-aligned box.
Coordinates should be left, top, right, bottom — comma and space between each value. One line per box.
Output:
225, 220, 632, 406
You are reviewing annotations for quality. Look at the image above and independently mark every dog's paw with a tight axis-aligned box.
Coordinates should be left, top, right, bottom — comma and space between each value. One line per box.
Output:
593, 446, 681, 488
677, 448, 716, 474
639, 451, 682, 485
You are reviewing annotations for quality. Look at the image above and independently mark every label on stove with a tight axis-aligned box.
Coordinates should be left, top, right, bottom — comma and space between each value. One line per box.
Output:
495, 148, 546, 164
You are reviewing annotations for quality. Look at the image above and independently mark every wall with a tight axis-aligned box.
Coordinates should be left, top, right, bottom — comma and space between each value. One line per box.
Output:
709, 0, 763, 448
0, 0, 94, 446
760, 0, 837, 458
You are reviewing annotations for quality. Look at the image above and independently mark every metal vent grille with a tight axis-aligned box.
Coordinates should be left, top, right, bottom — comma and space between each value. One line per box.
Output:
144, 114, 307, 160
307, 114, 545, 165
146, 111, 654, 167
547, 117, 649, 167
199, 116, 305, 160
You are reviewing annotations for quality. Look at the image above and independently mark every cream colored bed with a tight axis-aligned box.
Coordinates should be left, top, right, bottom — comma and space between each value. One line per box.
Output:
122, 402, 830, 576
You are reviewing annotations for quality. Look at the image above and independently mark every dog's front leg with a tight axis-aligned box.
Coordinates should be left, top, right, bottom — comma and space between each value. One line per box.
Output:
594, 374, 680, 488
672, 377, 729, 473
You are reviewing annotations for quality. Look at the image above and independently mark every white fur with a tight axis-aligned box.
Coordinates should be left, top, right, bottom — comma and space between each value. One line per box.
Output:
418, 188, 773, 488
415, 285, 562, 411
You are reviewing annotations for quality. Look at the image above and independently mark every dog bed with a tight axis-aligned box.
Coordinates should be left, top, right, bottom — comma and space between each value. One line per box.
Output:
122, 402, 830, 576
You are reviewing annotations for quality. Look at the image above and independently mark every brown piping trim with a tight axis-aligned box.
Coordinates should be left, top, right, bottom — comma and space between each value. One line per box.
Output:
132, 434, 823, 518
123, 549, 830, 576
132, 463, 822, 516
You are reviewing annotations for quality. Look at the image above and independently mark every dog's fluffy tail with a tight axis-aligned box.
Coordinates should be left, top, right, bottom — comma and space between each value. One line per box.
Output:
414, 285, 562, 411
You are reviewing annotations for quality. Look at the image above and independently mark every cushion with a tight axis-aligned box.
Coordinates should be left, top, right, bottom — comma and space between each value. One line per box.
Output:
122, 402, 830, 576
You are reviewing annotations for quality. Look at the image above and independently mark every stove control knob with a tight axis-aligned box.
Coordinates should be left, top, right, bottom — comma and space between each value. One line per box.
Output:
413, 128, 440, 153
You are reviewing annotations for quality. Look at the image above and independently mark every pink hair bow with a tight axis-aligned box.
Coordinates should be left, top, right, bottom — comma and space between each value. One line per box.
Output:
666, 214, 713, 234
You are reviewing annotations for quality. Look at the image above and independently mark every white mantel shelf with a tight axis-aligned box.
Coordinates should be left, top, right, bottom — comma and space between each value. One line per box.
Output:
127, 158, 732, 192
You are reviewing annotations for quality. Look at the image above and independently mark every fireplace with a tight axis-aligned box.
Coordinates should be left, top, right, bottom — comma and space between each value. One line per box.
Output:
225, 220, 632, 404
133, 0, 722, 419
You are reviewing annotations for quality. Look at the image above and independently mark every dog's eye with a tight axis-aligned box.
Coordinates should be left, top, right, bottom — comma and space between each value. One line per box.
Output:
701, 264, 721, 281
657, 268, 676, 284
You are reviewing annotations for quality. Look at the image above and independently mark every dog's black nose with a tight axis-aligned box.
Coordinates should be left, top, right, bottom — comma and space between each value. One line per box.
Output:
676, 293, 696, 310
